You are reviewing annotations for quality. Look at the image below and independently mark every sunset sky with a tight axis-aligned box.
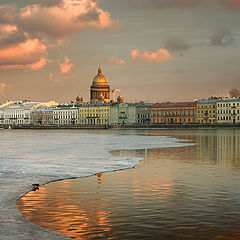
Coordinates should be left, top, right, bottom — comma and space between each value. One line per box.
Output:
0, 0, 239, 103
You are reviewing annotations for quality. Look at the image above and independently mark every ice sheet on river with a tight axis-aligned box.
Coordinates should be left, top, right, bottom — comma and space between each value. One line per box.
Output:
0, 131, 192, 179
0, 130, 193, 240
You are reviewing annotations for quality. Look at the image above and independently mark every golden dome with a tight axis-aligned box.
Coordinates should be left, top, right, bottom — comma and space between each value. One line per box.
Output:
92, 66, 108, 86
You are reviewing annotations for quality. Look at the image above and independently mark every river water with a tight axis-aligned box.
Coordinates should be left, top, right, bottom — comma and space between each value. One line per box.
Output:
16, 129, 240, 239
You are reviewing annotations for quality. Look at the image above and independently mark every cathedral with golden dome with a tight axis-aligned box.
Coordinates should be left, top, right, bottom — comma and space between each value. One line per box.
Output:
90, 66, 111, 103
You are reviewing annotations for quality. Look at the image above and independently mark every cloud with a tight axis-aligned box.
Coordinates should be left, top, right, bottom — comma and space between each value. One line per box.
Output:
0, 4, 17, 24
18, 0, 115, 38
29, 57, 47, 70
0, 0, 116, 71
49, 73, 59, 83
123, 0, 207, 9
0, 83, 10, 96
220, 0, 240, 9
34, 0, 64, 8
108, 57, 125, 65
0, 24, 27, 49
58, 56, 74, 74
0, 38, 47, 70
210, 29, 235, 46
148, 0, 206, 8
164, 38, 192, 51
131, 48, 173, 63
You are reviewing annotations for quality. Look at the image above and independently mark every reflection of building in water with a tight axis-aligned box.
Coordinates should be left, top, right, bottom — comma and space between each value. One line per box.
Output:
216, 132, 240, 165
97, 173, 104, 184
197, 131, 240, 165
17, 180, 112, 239
110, 148, 151, 162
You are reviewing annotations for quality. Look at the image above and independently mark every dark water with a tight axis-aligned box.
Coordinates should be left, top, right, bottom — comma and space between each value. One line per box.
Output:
17, 130, 240, 239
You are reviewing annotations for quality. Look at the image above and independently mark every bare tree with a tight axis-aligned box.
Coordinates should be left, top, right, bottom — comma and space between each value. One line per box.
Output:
229, 88, 240, 98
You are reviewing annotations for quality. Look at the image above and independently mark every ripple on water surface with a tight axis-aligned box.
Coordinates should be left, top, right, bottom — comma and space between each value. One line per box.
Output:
17, 130, 240, 239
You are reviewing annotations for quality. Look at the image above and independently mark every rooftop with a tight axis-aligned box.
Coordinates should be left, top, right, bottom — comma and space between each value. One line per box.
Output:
152, 102, 197, 108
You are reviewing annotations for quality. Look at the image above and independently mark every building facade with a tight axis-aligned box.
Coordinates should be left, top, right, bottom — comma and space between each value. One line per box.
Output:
0, 109, 3, 125
53, 105, 78, 125
136, 103, 153, 124
31, 108, 54, 125
2, 102, 38, 125
110, 103, 137, 125
151, 102, 196, 124
216, 98, 240, 124
78, 103, 110, 125
90, 67, 111, 103
196, 99, 218, 124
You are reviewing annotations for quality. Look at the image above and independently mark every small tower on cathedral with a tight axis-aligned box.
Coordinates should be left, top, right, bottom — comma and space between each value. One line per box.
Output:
117, 95, 124, 103
76, 94, 83, 104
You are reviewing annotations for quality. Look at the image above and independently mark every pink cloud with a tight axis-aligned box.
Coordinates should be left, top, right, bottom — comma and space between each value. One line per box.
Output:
49, 73, 59, 83
220, 0, 240, 9
131, 48, 173, 63
0, 39, 47, 70
29, 57, 47, 70
58, 56, 74, 74
1, 24, 17, 33
0, 83, 10, 96
108, 57, 125, 65
19, 0, 115, 38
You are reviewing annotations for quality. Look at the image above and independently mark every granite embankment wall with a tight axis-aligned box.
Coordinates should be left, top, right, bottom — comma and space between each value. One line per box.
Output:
2, 124, 240, 129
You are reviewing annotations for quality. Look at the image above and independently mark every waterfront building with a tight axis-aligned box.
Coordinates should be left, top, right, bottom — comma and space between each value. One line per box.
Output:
53, 105, 78, 125
78, 103, 111, 125
216, 97, 240, 124
110, 103, 137, 125
90, 67, 111, 103
3, 102, 39, 125
136, 102, 153, 124
31, 108, 54, 125
0, 109, 3, 125
151, 102, 196, 124
196, 99, 218, 124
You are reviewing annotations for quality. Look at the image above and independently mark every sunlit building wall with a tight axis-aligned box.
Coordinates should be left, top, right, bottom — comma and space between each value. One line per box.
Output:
0, 109, 3, 124
216, 98, 240, 124
78, 103, 110, 125
196, 99, 218, 124
3, 102, 39, 125
53, 105, 78, 125
151, 102, 196, 124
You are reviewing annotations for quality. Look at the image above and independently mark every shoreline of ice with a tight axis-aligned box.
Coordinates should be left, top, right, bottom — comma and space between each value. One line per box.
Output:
0, 130, 193, 240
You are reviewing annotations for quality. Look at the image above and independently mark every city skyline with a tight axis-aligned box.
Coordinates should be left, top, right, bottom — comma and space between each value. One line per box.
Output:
0, 0, 240, 103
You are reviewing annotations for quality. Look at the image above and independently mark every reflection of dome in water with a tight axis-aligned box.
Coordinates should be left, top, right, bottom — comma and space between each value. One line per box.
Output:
117, 95, 124, 103
92, 67, 108, 87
